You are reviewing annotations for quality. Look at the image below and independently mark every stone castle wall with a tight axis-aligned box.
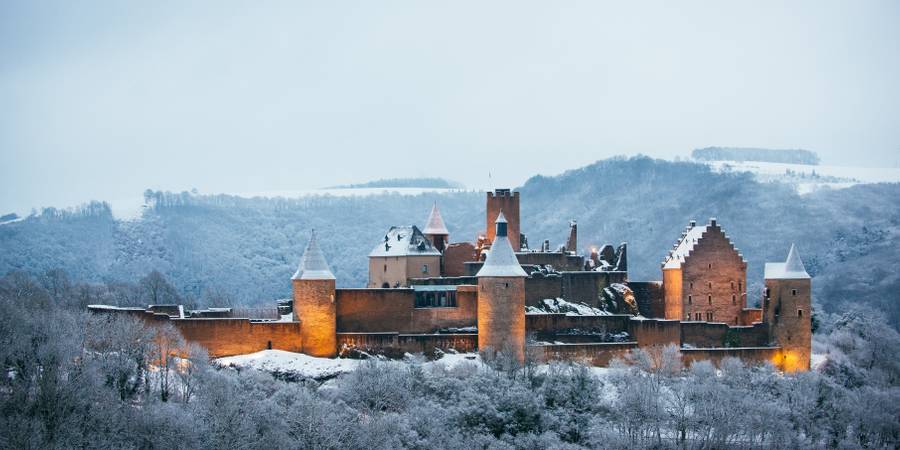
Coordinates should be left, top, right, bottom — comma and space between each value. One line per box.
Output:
335, 287, 477, 334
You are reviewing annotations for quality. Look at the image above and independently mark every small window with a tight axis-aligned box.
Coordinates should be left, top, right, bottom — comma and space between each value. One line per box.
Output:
688, 295, 692, 304
685, 313, 690, 320
732, 295, 736, 305
383, 264, 387, 272
695, 313, 702, 321
706, 312, 713, 321
505, 282, 509, 288
708, 263, 712, 269
689, 282, 693, 290
382, 282, 390, 288
765, 288, 770, 298
798, 309, 803, 318
739, 281, 742, 291
422, 264, 428, 274
267, 341, 272, 350
731, 281, 735, 290
708, 295, 712, 305
792, 289, 798, 296
708, 282, 712, 289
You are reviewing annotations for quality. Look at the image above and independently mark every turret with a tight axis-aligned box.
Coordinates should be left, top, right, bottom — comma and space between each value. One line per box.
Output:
292, 230, 337, 357
763, 244, 811, 372
423, 202, 450, 252
476, 211, 528, 363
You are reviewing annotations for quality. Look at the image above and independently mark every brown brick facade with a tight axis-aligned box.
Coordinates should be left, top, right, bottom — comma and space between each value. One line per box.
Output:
478, 277, 526, 362
486, 190, 520, 250
293, 278, 337, 357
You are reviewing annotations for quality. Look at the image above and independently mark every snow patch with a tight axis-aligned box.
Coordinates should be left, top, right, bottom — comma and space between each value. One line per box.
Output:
216, 350, 361, 379
526, 298, 611, 316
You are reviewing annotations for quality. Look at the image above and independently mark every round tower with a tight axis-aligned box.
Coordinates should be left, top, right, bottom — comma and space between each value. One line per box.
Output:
476, 211, 528, 363
292, 230, 337, 357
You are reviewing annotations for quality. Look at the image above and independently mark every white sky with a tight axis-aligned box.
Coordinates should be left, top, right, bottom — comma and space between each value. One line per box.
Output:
2, 1, 899, 214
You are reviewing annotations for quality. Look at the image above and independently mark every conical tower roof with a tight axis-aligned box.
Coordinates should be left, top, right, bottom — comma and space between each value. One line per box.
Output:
292, 230, 335, 280
477, 212, 526, 278
423, 202, 449, 235
764, 243, 810, 280
784, 244, 809, 277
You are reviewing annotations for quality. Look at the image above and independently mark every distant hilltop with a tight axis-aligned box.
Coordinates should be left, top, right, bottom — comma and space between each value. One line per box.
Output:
692, 147, 820, 165
328, 177, 464, 190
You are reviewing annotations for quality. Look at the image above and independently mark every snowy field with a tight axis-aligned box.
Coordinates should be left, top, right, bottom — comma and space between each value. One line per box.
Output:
704, 160, 900, 194
217, 349, 827, 381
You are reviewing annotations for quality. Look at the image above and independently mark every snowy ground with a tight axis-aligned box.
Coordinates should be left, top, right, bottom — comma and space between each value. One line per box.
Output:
216, 350, 362, 379
703, 160, 900, 194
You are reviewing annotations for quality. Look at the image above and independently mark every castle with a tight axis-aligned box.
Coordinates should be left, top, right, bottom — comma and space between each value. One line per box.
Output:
90, 189, 812, 372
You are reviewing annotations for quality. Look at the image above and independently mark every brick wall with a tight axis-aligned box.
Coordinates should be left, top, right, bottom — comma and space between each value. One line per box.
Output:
335, 286, 477, 334
528, 342, 638, 366
526, 314, 631, 335
560, 271, 627, 307
443, 242, 476, 277
681, 321, 768, 348
337, 332, 477, 357
681, 347, 781, 368
172, 319, 302, 357
630, 281, 665, 318
629, 318, 681, 346
524, 274, 563, 306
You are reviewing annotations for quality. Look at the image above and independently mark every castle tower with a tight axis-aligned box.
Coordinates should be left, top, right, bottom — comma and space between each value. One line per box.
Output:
486, 189, 520, 251
423, 202, 450, 252
763, 244, 812, 372
565, 220, 577, 253
292, 230, 337, 357
476, 211, 528, 363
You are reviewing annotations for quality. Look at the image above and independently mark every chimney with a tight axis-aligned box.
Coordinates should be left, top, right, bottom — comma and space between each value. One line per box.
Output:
710, 217, 717, 227
689, 219, 697, 227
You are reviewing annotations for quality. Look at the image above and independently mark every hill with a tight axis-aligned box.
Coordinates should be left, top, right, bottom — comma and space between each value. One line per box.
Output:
1, 157, 897, 326
693, 147, 821, 165
327, 177, 464, 189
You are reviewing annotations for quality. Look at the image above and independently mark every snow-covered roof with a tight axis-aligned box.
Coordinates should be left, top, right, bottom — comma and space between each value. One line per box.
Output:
292, 230, 335, 280
477, 213, 527, 278
369, 225, 441, 257
764, 244, 810, 279
662, 224, 707, 269
423, 203, 449, 235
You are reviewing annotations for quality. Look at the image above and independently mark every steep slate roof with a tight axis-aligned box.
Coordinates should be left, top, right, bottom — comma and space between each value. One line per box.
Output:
662, 219, 745, 270
292, 230, 335, 280
764, 244, 811, 279
423, 203, 449, 235
477, 212, 527, 278
662, 224, 707, 269
369, 225, 441, 257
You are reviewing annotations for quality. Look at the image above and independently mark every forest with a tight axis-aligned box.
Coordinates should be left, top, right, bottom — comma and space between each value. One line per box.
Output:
2, 157, 897, 328
1, 269, 897, 449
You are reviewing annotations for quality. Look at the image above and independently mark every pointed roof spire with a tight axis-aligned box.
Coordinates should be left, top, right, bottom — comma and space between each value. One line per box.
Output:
764, 243, 810, 280
423, 202, 449, 235
292, 230, 335, 280
784, 244, 808, 276
477, 212, 526, 277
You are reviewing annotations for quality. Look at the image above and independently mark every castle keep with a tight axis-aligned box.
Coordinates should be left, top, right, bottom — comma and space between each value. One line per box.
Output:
90, 189, 812, 371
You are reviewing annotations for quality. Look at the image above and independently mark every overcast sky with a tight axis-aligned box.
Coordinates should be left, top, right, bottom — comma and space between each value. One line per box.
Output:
2, 1, 899, 215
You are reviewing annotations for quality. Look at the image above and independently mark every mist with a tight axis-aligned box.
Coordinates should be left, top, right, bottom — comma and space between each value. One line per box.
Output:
2, 0, 899, 214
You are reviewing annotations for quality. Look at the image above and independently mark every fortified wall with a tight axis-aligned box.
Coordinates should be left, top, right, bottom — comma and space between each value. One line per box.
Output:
86, 189, 812, 372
